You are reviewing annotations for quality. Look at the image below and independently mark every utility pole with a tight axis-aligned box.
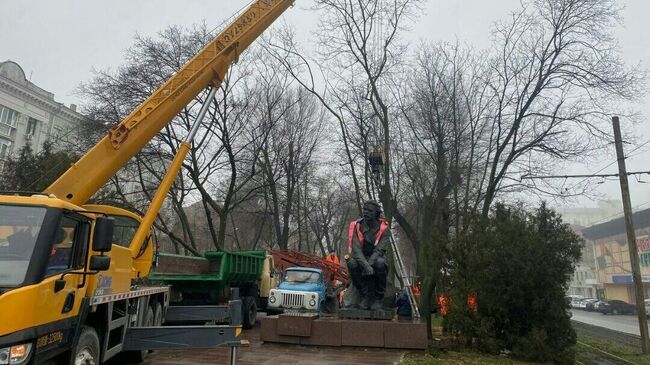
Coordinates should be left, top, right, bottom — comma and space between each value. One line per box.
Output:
613, 116, 649, 353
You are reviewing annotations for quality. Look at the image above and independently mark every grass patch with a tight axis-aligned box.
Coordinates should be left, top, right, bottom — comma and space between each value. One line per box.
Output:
400, 350, 541, 365
430, 315, 444, 328
576, 333, 650, 365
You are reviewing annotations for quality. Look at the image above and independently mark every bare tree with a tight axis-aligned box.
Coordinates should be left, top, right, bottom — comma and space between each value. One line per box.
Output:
256, 85, 324, 250
78, 24, 271, 254
479, 0, 644, 216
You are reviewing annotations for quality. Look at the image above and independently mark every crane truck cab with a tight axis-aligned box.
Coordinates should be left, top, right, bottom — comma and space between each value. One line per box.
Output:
0, 196, 128, 364
0, 197, 242, 365
268, 267, 326, 312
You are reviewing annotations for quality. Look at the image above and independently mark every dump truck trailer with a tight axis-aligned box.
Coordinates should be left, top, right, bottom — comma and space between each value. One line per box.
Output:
149, 251, 278, 329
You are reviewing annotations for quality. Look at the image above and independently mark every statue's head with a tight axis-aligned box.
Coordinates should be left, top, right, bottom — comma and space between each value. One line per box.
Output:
362, 200, 382, 222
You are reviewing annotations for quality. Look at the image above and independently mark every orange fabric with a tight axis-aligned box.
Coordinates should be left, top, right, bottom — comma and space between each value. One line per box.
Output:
467, 294, 477, 312
438, 295, 449, 316
347, 218, 389, 253
326, 254, 340, 265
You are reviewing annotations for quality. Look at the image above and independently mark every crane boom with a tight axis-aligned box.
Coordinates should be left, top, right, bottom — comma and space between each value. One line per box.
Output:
45, 0, 295, 205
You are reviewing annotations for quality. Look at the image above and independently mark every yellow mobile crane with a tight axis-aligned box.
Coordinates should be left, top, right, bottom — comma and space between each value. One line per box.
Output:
0, 1, 294, 364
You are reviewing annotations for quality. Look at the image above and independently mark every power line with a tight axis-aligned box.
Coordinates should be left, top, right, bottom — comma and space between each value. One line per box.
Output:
563, 139, 650, 190
521, 171, 650, 180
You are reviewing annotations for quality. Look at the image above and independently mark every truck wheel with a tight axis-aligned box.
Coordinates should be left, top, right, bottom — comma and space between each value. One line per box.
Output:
123, 306, 154, 363
71, 326, 99, 365
242, 296, 257, 329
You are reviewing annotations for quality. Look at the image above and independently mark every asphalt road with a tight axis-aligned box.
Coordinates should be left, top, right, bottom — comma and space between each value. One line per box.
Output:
571, 309, 648, 335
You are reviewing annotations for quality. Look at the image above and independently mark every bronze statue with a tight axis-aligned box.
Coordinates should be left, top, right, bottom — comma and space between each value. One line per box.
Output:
346, 200, 390, 310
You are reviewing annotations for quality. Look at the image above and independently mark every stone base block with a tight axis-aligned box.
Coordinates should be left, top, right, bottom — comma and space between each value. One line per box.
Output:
262, 316, 427, 350
260, 316, 300, 344
300, 319, 343, 346
338, 308, 393, 320
384, 321, 427, 349
276, 313, 317, 337
341, 320, 385, 347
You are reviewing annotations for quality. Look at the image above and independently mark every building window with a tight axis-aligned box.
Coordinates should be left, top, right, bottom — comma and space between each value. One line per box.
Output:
26, 118, 38, 136
0, 139, 11, 160
0, 105, 18, 128
640, 252, 650, 267
0, 123, 10, 138
52, 126, 63, 139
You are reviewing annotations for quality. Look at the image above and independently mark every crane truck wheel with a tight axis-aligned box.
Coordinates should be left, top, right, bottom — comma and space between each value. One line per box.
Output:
242, 296, 257, 329
71, 326, 99, 365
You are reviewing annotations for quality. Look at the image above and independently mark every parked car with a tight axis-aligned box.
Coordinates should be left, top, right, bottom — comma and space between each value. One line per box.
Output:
598, 300, 636, 315
586, 300, 604, 312
645, 299, 650, 315
580, 298, 598, 310
567, 295, 585, 309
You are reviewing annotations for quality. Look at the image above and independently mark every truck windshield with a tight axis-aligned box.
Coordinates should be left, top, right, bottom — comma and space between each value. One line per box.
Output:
284, 271, 320, 284
0, 205, 47, 287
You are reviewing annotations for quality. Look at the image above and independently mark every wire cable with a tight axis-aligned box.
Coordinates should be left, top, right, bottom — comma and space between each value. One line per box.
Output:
560, 139, 650, 191
207, 0, 256, 36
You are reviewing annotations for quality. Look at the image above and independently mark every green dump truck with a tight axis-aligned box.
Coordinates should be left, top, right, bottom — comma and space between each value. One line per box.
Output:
148, 250, 278, 329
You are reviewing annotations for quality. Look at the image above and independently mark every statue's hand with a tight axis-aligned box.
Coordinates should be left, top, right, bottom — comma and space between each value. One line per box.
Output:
367, 251, 381, 267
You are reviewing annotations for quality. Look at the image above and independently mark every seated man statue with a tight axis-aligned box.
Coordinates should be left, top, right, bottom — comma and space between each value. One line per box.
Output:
345, 200, 390, 311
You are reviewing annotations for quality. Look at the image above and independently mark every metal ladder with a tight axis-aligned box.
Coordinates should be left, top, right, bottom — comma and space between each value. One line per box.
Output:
389, 218, 420, 318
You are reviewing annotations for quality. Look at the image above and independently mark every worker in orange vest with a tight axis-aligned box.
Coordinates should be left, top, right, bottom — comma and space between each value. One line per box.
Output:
438, 295, 449, 316
325, 249, 340, 265
346, 200, 390, 310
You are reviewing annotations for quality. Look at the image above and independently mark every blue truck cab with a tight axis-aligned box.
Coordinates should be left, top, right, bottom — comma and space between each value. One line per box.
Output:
267, 267, 326, 311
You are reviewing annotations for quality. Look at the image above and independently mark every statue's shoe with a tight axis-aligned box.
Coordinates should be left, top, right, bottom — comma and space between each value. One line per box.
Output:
370, 300, 383, 311
359, 297, 371, 310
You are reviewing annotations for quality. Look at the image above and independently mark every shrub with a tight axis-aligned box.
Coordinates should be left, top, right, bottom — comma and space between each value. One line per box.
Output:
445, 203, 583, 364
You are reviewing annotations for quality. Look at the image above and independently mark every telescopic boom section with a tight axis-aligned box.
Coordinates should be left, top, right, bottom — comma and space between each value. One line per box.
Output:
45, 0, 295, 206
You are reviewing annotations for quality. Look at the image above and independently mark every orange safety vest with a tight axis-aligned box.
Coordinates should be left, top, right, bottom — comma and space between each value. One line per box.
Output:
438, 295, 449, 316
347, 218, 389, 253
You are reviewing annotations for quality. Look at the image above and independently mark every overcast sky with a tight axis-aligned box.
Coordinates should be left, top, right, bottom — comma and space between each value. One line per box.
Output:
1, 0, 649, 213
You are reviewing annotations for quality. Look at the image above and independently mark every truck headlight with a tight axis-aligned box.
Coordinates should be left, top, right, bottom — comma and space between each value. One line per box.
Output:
309, 299, 316, 307
0, 343, 32, 364
269, 296, 276, 304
